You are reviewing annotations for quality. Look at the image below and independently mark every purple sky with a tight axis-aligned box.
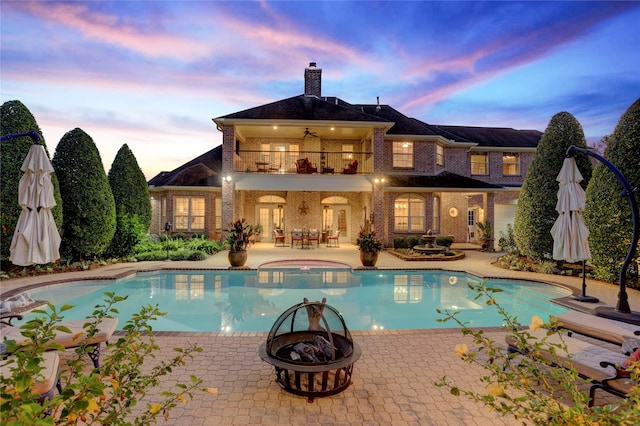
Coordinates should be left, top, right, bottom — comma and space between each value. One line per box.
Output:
2, 1, 639, 179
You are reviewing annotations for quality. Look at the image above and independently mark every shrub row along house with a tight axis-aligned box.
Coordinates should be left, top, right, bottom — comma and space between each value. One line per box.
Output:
148, 63, 541, 248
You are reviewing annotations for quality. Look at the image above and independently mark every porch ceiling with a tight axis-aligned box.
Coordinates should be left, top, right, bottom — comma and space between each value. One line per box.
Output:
234, 122, 374, 141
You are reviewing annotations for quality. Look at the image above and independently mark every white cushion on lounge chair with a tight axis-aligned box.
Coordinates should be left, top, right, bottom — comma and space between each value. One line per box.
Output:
552, 311, 639, 345
2, 317, 118, 349
0, 351, 59, 396
505, 329, 628, 381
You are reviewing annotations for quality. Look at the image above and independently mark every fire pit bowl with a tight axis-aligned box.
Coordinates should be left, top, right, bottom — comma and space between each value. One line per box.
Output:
258, 298, 361, 401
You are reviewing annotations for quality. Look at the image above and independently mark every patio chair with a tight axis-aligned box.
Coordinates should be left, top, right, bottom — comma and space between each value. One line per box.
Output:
326, 230, 340, 247
273, 228, 286, 247
1, 314, 118, 368
0, 351, 62, 402
296, 158, 317, 174
308, 229, 320, 247
552, 310, 640, 346
342, 160, 358, 174
505, 328, 635, 406
291, 229, 304, 248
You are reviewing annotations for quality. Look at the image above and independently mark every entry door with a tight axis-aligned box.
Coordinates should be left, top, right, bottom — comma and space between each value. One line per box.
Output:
257, 205, 285, 241
467, 209, 477, 243
324, 206, 350, 243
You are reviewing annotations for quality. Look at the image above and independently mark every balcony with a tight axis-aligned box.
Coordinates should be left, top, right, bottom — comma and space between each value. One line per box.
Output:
234, 150, 373, 175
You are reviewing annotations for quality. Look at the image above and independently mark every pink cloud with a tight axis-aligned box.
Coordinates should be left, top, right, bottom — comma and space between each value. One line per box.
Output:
23, 1, 211, 61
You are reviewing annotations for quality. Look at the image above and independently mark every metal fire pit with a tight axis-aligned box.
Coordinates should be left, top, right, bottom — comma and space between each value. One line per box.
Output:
258, 298, 361, 402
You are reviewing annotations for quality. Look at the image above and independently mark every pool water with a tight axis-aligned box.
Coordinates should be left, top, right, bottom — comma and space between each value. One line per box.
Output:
25, 269, 569, 332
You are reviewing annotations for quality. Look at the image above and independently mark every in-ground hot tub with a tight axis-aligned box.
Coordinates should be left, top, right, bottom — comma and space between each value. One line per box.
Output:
258, 298, 361, 402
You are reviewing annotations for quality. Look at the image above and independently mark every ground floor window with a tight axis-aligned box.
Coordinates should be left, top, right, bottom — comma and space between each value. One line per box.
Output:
174, 196, 205, 231
394, 194, 425, 232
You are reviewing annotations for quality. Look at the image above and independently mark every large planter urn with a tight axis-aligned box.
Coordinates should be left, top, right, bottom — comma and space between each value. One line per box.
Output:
359, 251, 379, 267
228, 250, 248, 267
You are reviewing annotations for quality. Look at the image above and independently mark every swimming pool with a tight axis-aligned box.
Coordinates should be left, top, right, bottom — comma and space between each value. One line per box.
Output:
25, 269, 570, 332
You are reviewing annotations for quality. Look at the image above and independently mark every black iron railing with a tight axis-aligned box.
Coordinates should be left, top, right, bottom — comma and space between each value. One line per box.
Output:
234, 150, 372, 174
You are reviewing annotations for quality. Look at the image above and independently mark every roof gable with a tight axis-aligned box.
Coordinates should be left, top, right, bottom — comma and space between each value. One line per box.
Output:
148, 145, 222, 187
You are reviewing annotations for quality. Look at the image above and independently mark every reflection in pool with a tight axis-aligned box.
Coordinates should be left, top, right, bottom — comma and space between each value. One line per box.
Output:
26, 269, 570, 332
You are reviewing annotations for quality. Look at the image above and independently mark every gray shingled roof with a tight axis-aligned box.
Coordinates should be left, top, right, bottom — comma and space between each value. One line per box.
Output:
148, 145, 222, 187
384, 171, 503, 189
216, 95, 391, 123
431, 125, 542, 148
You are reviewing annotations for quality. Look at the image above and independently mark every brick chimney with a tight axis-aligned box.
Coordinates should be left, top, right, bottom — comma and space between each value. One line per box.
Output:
304, 62, 322, 97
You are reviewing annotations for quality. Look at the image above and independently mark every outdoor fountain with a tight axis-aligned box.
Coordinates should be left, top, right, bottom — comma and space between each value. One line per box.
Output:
413, 230, 448, 255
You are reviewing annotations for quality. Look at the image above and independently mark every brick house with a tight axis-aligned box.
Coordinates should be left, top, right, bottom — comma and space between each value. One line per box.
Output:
148, 63, 541, 248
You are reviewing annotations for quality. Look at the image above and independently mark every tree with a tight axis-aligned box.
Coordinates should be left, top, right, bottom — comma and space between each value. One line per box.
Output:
52, 128, 116, 260
106, 144, 152, 257
584, 98, 640, 284
0, 100, 63, 260
514, 112, 592, 260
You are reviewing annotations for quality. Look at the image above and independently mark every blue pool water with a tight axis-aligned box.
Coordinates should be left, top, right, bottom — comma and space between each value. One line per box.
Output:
25, 269, 570, 332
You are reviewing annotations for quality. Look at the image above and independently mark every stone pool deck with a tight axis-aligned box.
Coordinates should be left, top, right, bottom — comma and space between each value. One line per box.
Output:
2, 244, 639, 425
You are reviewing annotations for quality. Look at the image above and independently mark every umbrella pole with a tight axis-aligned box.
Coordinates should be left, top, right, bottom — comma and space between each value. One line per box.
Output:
573, 260, 599, 303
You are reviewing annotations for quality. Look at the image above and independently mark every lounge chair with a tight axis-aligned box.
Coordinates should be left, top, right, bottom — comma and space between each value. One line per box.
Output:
505, 328, 635, 406
0, 351, 62, 402
1, 314, 118, 368
552, 310, 640, 346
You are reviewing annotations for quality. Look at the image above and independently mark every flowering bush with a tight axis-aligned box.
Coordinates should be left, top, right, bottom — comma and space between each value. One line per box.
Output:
0, 293, 207, 424
435, 281, 640, 424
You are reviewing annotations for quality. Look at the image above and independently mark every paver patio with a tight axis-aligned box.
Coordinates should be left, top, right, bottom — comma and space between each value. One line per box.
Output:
2, 244, 639, 425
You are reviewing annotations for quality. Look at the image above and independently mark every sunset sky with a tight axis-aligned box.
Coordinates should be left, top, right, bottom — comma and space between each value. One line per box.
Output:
2, 1, 639, 179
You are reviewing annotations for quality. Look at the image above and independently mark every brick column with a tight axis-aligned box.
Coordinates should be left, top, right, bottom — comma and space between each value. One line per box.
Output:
372, 128, 386, 244
221, 126, 235, 237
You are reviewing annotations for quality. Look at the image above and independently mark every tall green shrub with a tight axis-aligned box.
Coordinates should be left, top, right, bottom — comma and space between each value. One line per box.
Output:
52, 128, 116, 260
584, 98, 640, 283
514, 112, 592, 260
106, 144, 152, 257
0, 100, 63, 260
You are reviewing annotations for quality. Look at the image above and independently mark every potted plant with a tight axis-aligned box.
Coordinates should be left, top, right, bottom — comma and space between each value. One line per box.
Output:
476, 220, 494, 251
356, 222, 383, 266
253, 223, 263, 242
224, 219, 254, 267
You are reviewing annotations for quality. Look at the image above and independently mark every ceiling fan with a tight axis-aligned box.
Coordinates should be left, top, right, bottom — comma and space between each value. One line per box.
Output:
303, 128, 318, 138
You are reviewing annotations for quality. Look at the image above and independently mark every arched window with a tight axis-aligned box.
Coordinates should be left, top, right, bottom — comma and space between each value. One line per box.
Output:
394, 194, 425, 232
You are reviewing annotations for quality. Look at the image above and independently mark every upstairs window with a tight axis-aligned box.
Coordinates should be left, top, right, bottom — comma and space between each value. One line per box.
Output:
394, 194, 425, 232
503, 152, 520, 175
471, 152, 488, 175
393, 142, 413, 168
174, 196, 205, 231
436, 144, 444, 166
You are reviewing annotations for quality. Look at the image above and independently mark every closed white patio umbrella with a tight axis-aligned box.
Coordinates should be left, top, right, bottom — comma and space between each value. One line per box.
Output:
551, 156, 596, 302
9, 144, 61, 266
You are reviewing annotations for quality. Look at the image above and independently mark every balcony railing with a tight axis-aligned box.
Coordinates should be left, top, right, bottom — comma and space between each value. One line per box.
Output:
234, 150, 372, 174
